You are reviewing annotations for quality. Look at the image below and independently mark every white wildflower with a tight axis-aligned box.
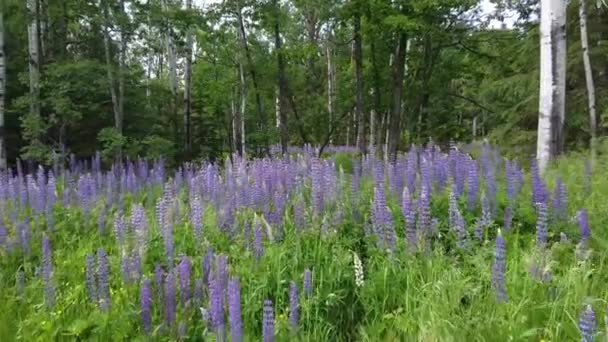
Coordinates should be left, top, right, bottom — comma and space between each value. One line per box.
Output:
353, 252, 364, 287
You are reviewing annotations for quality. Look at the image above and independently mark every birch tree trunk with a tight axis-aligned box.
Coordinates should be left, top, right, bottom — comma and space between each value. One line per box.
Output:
184, 0, 194, 155
0, 9, 5, 169
274, 3, 288, 155
102, 0, 121, 156
27, 0, 41, 135
579, 0, 597, 159
537, 0, 567, 172
239, 63, 246, 156
353, 11, 366, 154
387, 31, 408, 162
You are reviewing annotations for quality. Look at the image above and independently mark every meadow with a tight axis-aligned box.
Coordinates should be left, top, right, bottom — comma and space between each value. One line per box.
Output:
0, 144, 606, 341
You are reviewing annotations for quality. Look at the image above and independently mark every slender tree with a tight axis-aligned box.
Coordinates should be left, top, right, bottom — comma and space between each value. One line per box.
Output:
578, 0, 597, 159
387, 29, 408, 161
537, 0, 567, 172
273, 0, 288, 155
27, 0, 41, 134
184, 0, 194, 155
102, 0, 122, 159
353, 6, 365, 154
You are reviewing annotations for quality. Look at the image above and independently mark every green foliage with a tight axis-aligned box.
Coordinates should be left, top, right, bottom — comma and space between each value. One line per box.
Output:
97, 127, 127, 161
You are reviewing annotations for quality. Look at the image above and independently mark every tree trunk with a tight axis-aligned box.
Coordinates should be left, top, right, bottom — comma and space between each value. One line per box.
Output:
326, 30, 336, 146
184, 0, 194, 156
0, 8, 5, 169
353, 11, 366, 154
369, 38, 382, 154
161, 0, 178, 147
579, 0, 597, 160
27, 0, 41, 138
387, 31, 408, 161
118, 0, 126, 139
537, 0, 567, 172
102, 0, 121, 159
236, 2, 267, 153
39, 0, 49, 61
274, 5, 288, 155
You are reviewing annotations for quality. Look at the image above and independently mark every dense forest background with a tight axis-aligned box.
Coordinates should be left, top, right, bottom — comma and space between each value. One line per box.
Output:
1, 0, 607, 166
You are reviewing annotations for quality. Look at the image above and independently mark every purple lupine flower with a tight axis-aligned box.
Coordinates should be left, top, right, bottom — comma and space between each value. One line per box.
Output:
492, 230, 508, 302
42, 234, 55, 308
121, 253, 131, 284
372, 186, 396, 252
114, 213, 127, 247
551, 178, 568, 220
216, 255, 229, 297
303, 269, 312, 296
402, 187, 417, 252
130, 204, 148, 254
535, 202, 548, 248
209, 269, 225, 340
577, 209, 590, 245
154, 263, 164, 298
481, 194, 491, 226
253, 218, 264, 260
311, 158, 324, 216
202, 247, 214, 286
531, 159, 549, 205
85, 254, 97, 303
190, 195, 203, 243
164, 270, 176, 327
141, 277, 153, 335
97, 248, 111, 311
467, 158, 479, 210
178, 256, 192, 306
130, 253, 142, 282
289, 281, 299, 330
503, 207, 512, 232
194, 278, 204, 304
449, 190, 467, 248
228, 277, 243, 342
263, 299, 275, 342
417, 185, 431, 237
579, 304, 596, 342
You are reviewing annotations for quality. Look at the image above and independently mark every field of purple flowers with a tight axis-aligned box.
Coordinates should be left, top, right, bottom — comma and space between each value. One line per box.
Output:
0, 144, 606, 341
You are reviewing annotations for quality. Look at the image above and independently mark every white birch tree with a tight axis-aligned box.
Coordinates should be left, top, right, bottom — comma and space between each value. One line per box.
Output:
537, 0, 566, 172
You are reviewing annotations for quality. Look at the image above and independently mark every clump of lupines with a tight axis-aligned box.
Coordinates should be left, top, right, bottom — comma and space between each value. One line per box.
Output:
164, 270, 176, 327
401, 187, 417, 252
492, 230, 508, 302
130, 203, 148, 255
190, 195, 203, 243
85, 254, 97, 302
140, 278, 153, 335
228, 277, 243, 342
467, 157, 479, 210
579, 304, 596, 342
449, 189, 468, 248
372, 185, 396, 252
97, 248, 111, 311
535, 202, 548, 248
577, 209, 591, 245
42, 234, 55, 308
263, 299, 275, 342
178, 256, 192, 305
209, 269, 225, 340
